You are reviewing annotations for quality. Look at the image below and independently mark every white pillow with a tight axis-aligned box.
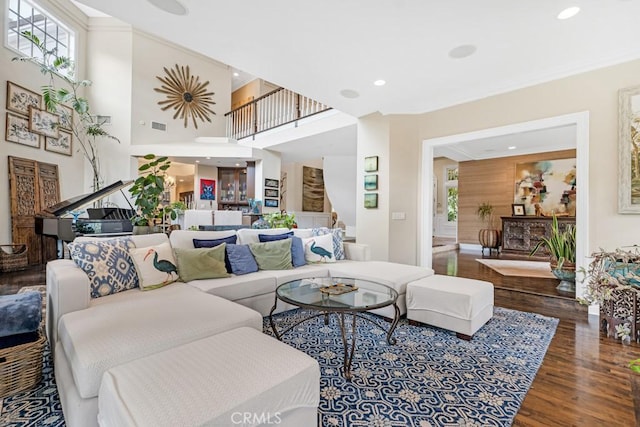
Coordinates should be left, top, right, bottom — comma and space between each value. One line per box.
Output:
301, 234, 336, 263
129, 242, 179, 290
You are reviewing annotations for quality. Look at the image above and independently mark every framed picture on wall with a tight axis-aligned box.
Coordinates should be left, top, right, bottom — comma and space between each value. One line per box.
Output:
6, 81, 41, 115
264, 188, 279, 198
364, 193, 378, 209
364, 174, 378, 190
200, 179, 216, 200
265, 178, 279, 188
28, 106, 59, 138
6, 112, 41, 148
264, 198, 279, 208
364, 156, 378, 172
45, 130, 72, 156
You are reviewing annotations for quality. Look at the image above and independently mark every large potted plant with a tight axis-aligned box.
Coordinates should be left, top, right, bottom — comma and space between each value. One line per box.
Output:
530, 214, 577, 292
129, 154, 175, 234
14, 31, 118, 192
263, 212, 297, 229
477, 202, 501, 256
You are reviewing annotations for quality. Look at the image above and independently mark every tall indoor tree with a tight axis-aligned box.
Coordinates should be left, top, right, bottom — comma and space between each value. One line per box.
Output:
13, 31, 119, 192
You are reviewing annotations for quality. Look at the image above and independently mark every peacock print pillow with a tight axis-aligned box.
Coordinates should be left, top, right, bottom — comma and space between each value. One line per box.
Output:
301, 234, 336, 263
129, 242, 179, 290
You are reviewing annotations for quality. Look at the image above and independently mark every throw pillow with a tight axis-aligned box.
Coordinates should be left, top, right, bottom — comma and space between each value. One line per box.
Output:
193, 235, 237, 273
68, 237, 139, 298
258, 231, 294, 242
248, 239, 293, 270
174, 245, 230, 282
312, 227, 345, 260
226, 244, 259, 275
290, 236, 306, 267
258, 232, 305, 267
301, 233, 336, 263
129, 242, 179, 290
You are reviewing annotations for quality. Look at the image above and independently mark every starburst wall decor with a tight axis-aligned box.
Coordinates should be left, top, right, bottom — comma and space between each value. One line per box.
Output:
154, 64, 215, 129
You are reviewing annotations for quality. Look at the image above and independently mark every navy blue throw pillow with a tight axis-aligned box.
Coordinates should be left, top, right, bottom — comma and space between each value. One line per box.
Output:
258, 232, 294, 242
193, 236, 237, 273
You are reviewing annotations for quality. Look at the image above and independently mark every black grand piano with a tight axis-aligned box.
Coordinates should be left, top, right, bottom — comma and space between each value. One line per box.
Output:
36, 180, 136, 257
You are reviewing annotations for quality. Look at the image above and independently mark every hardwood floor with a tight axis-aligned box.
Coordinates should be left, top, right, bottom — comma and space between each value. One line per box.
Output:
434, 249, 639, 426
1, 253, 638, 426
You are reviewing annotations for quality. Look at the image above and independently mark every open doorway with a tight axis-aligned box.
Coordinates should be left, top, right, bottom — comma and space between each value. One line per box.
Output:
420, 112, 590, 300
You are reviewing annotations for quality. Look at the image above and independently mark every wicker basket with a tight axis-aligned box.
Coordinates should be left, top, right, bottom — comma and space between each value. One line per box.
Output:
0, 331, 45, 398
0, 244, 28, 273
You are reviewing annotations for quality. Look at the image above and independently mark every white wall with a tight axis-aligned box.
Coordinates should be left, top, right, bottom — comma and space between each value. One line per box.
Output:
356, 114, 390, 261
0, 0, 88, 245
85, 18, 133, 206
256, 149, 281, 213
130, 32, 231, 144
323, 155, 356, 229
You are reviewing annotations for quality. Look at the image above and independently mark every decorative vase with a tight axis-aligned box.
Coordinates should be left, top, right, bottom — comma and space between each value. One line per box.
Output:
478, 229, 501, 257
550, 259, 576, 292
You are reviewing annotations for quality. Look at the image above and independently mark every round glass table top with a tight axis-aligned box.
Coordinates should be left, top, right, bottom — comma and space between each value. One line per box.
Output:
276, 277, 398, 312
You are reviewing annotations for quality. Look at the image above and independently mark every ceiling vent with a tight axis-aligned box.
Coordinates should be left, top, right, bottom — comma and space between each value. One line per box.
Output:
151, 121, 167, 131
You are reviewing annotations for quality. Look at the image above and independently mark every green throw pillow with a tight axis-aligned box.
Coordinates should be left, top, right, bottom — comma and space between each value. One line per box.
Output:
174, 245, 230, 282
248, 239, 293, 270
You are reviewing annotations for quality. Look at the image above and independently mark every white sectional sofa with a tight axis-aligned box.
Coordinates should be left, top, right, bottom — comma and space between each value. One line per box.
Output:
46, 228, 435, 427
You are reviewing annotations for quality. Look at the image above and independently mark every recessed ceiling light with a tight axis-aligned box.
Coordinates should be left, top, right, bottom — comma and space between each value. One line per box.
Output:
233, 72, 239, 77
179, 179, 184, 182
508, 146, 516, 150
235, 163, 240, 167
557, 6, 580, 20
195, 160, 200, 163
146, 0, 187, 15
449, 44, 477, 59
206, 157, 211, 160
340, 89, 360, 99
374, 80, 386, 86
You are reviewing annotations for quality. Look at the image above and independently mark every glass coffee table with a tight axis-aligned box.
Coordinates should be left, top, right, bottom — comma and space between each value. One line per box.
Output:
269, 277, 400, 380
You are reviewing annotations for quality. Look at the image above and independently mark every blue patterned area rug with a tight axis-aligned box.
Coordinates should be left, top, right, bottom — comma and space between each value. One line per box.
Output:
0, 343, 64, 427
1, 307, 557, 427
265, 307, 559, 427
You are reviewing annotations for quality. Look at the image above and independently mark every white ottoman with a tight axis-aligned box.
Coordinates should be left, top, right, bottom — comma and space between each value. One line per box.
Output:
406, 275, 494, 340
98, 327, 320, 427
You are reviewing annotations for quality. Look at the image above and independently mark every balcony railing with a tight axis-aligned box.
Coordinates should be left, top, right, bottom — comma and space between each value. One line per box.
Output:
225, 87, 331, 140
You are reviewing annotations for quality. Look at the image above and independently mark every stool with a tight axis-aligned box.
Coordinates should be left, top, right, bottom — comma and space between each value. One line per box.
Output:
406, 275, 494, 340
98, 327, 320, 427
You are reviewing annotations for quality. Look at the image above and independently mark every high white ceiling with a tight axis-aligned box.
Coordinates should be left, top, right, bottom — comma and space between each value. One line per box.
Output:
76, 0, 640, 118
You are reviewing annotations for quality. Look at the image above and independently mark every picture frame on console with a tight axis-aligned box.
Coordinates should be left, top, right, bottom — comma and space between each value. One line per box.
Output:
264, 198, 279, 208
618, 85, 640, 213
512, 203, 525, 216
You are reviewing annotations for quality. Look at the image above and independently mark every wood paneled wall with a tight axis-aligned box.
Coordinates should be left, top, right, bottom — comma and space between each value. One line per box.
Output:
457, 149, 576, 244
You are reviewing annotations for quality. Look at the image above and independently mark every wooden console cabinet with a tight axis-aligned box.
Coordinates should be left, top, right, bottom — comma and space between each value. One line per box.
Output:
501, 216, 576, 259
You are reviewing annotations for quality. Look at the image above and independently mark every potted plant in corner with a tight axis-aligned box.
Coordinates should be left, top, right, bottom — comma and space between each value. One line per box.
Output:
477, 202, 501, 257
530, 214, 577, 292
128, 154, 174, 234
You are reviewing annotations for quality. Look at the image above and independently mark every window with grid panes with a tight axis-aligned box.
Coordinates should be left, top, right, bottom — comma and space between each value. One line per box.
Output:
6, 0, 75, 70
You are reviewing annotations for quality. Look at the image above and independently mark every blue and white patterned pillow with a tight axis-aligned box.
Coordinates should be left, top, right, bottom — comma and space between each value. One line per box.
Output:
68, 237, 139, 298
312, 227, 345, 260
